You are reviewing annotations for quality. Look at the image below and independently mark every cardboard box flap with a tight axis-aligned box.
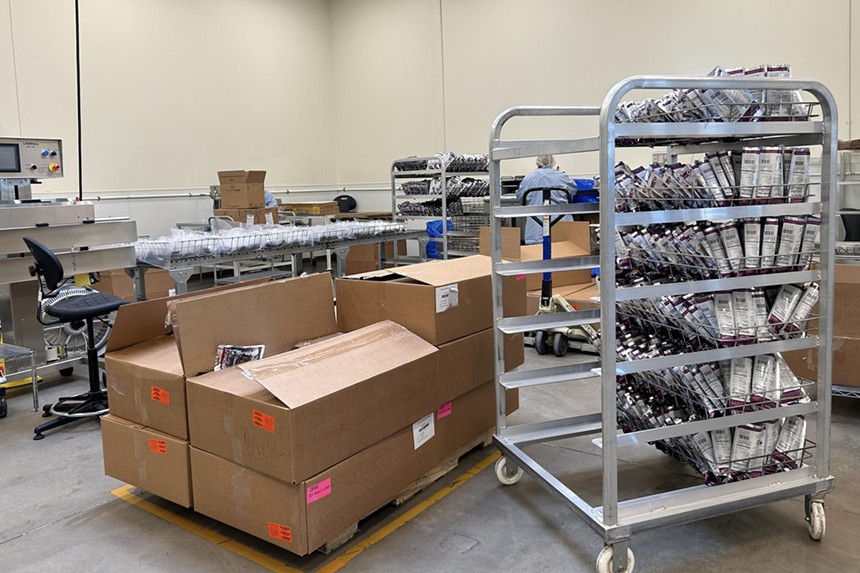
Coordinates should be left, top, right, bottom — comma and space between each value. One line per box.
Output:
218, 170, 266, 184
240, 321, 436, 409
172, 274, 337, 377
520, 241, 589, 261
245, 170, 266, 184
478, 227, 521, 260
106, 279, 271, 353
386, 255, 492, 286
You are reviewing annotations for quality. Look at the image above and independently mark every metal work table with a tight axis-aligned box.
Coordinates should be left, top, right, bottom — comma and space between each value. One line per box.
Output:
132, 230, 429, 296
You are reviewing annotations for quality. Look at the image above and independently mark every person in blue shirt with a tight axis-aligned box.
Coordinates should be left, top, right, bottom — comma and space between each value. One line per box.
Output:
516, 155, 578, 244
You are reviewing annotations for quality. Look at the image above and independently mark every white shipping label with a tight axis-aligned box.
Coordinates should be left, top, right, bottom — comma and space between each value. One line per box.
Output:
412, 413, 435, 450
435, 284, 459, 313
245, 214, 255, 225
264, 211, 274, 225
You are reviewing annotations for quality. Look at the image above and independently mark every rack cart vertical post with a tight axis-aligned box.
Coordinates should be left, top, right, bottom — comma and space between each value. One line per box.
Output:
488, 76, 837, 573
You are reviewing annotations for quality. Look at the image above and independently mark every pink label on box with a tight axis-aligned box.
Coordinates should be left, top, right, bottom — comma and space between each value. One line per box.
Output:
306, 478, 332, 504
437, 402, 453, 419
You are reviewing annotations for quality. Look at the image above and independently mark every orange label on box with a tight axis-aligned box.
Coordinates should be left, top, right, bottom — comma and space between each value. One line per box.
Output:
267, 522, 292, 542
149, 439, 167, 454
306, 478, 332, 504
437, 402, 453, 419
150, 386, 170, 405
252, 409, 275, 433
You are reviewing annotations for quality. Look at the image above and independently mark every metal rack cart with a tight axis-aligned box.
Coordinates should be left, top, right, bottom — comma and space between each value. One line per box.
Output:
488, 76, 836, 573
391, 156, 489, 259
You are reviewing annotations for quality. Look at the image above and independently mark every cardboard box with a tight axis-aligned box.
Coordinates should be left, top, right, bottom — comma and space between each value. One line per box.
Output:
214, 207, 278, 226
186, 321, 439, 484
106, 274, 336, 438
101, 414, 192, 508
344, 241, 407, 275
782, 264, 860, 388
335, 255, 527, 346
190, 380, 510, 556
280, 201, 340, 215
479, 222, 592, 291
218, 170, 266, 208
437, 328, 523, 400
93, 268, 174, 302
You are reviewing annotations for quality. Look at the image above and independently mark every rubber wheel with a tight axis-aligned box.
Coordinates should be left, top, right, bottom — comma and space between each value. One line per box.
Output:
552, 332, 569, 357
807, 501, 825, 541
534, 331, 550, 355
59, 367, 74, 377
0, 397, 7, 419
494, 456, 523, 486
596, 545, 635, 573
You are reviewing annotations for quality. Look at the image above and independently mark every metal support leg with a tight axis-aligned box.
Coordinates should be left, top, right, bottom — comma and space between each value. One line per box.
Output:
291, 253, 303, 277
127, 266, 147, 301
333, 247, 350, 278
417, 237, 429, 261
168, 267, 194, 294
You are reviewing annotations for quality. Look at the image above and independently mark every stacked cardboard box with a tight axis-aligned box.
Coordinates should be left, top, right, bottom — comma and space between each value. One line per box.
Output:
102, 275, 335, 508
478, 222, 598, 316
335, 254, 527, 415
214, 207, 278, 225
344, 240, 407, 275
92, 268, 175, 302
280, 201, 339, 215
218, 170, 266, 208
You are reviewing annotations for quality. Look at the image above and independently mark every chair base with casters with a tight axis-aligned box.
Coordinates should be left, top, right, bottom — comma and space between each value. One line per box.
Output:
23, 236, 128, 440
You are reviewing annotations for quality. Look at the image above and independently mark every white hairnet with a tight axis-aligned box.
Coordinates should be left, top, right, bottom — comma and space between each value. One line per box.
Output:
536, 155, 556, 168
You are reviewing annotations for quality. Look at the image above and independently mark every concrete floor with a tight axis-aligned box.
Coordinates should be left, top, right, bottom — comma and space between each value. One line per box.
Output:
1, 352, 859, 573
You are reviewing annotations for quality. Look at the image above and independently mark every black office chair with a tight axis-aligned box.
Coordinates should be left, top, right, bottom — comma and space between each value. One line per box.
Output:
23, 237, 129, 440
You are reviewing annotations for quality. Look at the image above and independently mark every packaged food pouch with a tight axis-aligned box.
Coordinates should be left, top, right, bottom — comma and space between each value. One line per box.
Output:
694, 295, 720, 339
706, 152, 732, 197
766, 64, 793, 117
745, 65, 767, 105
750, 355, 775, 405
732, 290, 757, 342
718, 223, 744, 273
730, 424, 759, 473
784, 283, 819, 337
756, 147, 783, 202
738, 147, 760, 204
787, 148, 811, 202
712, 427, 733, 475
760, 217, 780, 269
714, 291, 737, 345
776, 353, 805, 403
717, 151, 737, 190
693, 431, 720, 475
775, 216, 805, 270
743, 218, 762, 272
705, 226, 732, 277
752, 289, 774, 342
695, 160, 728, 205
772, 415, 806, 469
797, 216, 820, 268
697, 364, 727, 409
745, 424, 768, 477
728, 357, 753, 410
762, 419, 782, 470
767, 284, 803, 332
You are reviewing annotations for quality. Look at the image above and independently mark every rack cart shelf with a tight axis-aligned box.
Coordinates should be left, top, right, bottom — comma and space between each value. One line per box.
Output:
390, 156, 489, 259
488, 75, 837, 573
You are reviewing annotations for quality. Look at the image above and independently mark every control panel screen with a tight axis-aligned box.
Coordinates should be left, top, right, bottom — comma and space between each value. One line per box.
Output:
0, 144, 21, 173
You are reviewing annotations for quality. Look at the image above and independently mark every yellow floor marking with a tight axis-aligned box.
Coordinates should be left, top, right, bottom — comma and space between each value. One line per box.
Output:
111, 450, 499, 573
1, 376, 41, 390
317, 451, 499, 573
111, 485, 302, 573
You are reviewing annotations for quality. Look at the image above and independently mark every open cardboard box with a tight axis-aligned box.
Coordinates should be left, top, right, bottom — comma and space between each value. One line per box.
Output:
186, 321, 440, 484
479, 222, 592, 291
782, 264, 860, 388
105, 274, 335, 440
335, 255, 527, 346
191, 379, 514, 556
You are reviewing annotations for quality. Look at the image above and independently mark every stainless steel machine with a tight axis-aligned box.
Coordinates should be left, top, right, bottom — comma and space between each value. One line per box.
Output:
0, 137, 136, 398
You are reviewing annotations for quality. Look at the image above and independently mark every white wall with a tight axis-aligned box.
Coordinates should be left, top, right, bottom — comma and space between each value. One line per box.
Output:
2, 0, 857, 236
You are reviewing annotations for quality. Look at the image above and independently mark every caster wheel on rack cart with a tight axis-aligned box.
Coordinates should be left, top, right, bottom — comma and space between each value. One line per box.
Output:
534, 331, 550, 355
0, 397, 7, 419
807, 502, 826, 541
596, 545, 635, 573
495, 456, 523, 486
59, 367, 74, 377
552, 333, 569, 357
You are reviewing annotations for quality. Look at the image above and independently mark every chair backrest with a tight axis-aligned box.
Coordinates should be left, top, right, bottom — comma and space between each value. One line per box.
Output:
23, 237, 64, 292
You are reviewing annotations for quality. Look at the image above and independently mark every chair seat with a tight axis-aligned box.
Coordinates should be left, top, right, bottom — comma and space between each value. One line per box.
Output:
44, 291, 128, 321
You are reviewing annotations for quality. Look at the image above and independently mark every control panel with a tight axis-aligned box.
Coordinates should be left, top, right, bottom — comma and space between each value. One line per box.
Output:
0, 137, 63, 179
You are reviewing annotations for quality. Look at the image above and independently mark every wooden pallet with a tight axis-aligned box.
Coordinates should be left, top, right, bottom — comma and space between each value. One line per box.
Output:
317, 429, 494, 555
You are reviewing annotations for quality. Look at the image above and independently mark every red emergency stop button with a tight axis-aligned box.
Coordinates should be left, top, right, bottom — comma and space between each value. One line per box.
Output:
48, 163, 61, 172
